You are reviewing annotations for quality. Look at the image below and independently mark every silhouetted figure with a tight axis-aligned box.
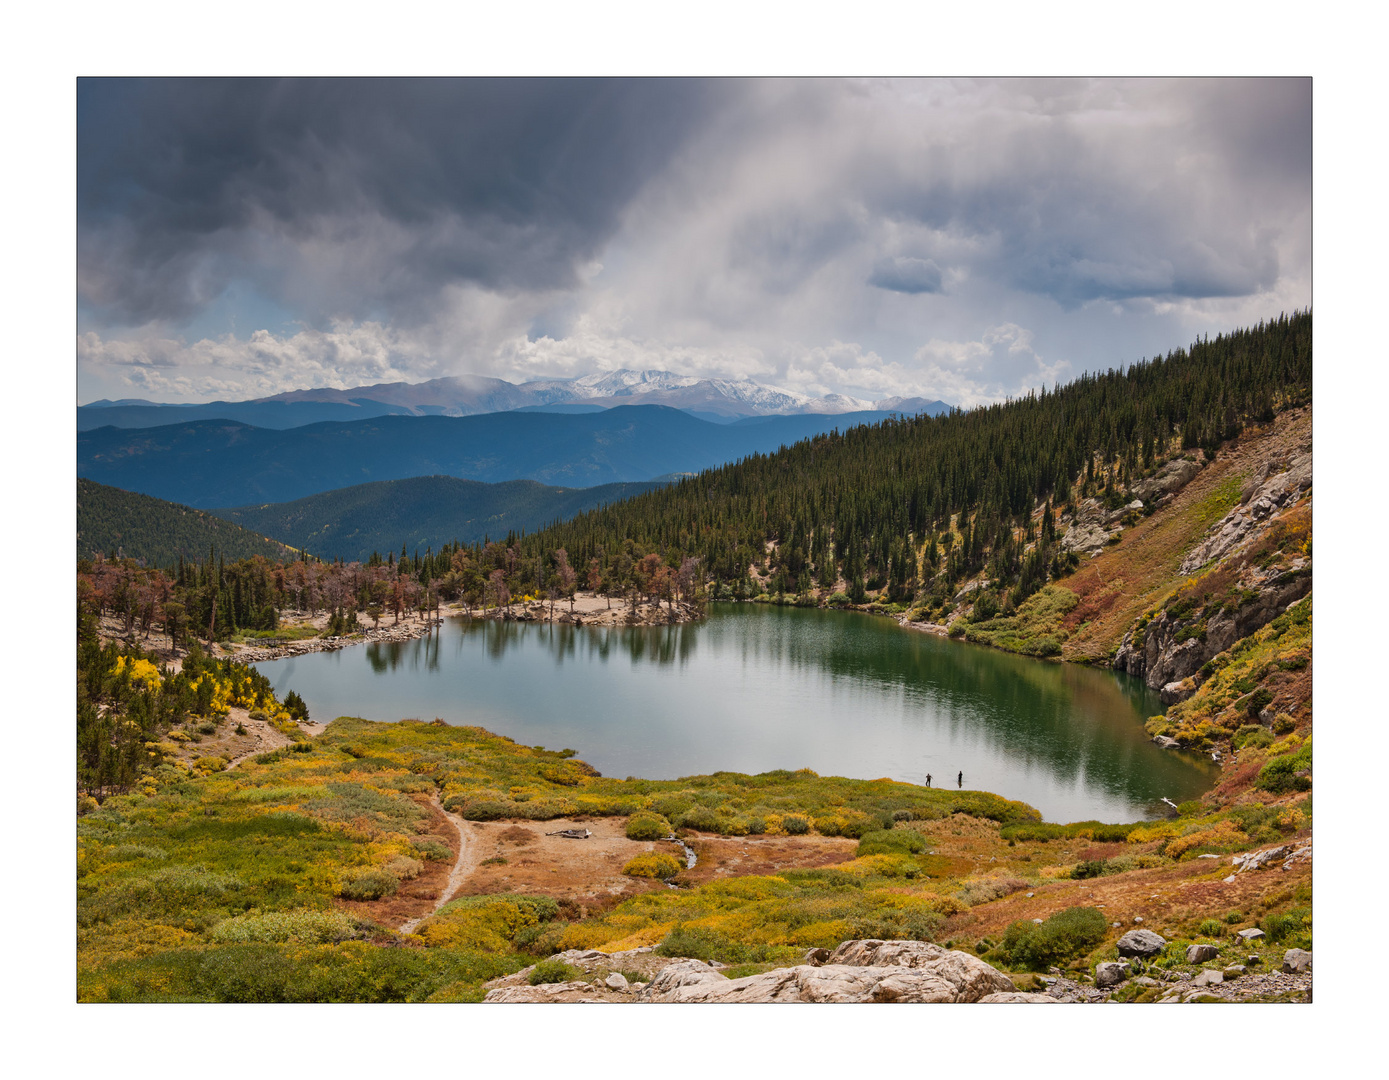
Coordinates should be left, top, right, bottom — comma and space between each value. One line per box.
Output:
925, 773, 932, 787
957, 770, 963, 788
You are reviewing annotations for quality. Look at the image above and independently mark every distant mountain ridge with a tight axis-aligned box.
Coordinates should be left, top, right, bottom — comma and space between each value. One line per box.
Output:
77, 404, 924, 509
79, 369, 952, 430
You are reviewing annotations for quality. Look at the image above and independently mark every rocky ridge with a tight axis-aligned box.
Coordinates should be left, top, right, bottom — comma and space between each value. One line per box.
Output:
1113, 444, 1311, 703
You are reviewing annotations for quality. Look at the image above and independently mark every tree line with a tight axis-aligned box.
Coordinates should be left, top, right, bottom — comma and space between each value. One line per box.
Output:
505, 311, 1311, 614
80, 312, 1309, 637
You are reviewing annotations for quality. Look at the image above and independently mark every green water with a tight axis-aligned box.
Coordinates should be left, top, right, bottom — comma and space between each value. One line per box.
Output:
255, 603, 1216, 822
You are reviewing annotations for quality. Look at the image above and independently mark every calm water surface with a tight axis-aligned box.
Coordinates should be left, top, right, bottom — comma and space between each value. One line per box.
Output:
256, 604, 1216, 822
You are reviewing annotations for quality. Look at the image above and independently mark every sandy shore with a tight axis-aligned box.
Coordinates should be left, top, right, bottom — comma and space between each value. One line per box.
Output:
96, 592, 705, 670
473, 592, 703, 627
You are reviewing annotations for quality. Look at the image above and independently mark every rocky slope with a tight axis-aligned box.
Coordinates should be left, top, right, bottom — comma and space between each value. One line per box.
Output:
1114, 446, 1312, 702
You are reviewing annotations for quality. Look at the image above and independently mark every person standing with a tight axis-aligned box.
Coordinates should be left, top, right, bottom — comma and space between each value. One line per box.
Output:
957, 770, 963, 788
925, 773, 932, 788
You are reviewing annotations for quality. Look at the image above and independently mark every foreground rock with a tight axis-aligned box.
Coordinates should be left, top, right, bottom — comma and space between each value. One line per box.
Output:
484, 940, 1015, 1004
1116, 929, 1167, 958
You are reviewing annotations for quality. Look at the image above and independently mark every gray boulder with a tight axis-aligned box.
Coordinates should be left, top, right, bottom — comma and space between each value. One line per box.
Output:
1133, 458, 1202, 502
1061, 522, 1110, 555
604, 972, 630, 991
1095, 961, 1130, 988
1191, 969, 1224, 987
1116, 929, 1167, 958
1236, 928, 1266, 944
1186, 943, 1220, 964
1282, 948, 1312, 974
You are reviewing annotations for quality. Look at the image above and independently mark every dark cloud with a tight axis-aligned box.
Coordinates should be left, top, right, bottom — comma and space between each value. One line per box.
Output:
78, 78, 728, 325
853, 79, 1308, 308
77, 79, 1313, 406
869, 256, 943, 294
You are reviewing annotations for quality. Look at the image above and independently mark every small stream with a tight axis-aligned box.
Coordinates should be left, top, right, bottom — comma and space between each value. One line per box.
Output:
663, 835, 698, 887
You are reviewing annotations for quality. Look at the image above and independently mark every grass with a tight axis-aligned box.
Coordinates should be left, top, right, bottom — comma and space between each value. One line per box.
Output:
960, 585, 1076, 657
77, 704, 1311, 1000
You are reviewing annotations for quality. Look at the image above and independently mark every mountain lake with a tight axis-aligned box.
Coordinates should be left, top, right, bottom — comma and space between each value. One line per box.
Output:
255, 602, 1217, 822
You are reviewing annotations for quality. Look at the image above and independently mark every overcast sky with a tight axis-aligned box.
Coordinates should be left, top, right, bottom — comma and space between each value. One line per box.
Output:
77, 77, 1311, 407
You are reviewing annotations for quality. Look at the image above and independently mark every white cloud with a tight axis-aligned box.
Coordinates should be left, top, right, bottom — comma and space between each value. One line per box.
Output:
78, 323, 434, 402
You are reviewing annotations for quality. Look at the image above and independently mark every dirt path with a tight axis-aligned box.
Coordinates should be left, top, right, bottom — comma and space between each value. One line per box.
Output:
398, 795, 480, 935
223, 708, 295, 771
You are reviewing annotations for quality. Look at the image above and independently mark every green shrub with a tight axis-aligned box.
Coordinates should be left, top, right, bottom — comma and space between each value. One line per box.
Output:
1233, 724, 1273, 751
1196, 918, 1225, 938
1259, 907, 1311, 945
340, 869, 399, 901
856, 829, 926, 857
676, 805, 724, 833
527, 959, 582, 986
847, 908, 944, 943
655, 925, 794, 966
999, 907, 1108, 971
625, 812, 673, 840
1255, 741, 1312, 794
781, 814, 810, 835
412, 837, 454, 861
210, 909, 359, 945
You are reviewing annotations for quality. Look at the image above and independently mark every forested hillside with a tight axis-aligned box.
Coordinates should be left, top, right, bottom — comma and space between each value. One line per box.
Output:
213, 476, 666, 563
514, 313, 1311, 612
78, 479, 292, 566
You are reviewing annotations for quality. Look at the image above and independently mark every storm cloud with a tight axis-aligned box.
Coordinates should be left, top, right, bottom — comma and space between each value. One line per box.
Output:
78, 78, 1311, 406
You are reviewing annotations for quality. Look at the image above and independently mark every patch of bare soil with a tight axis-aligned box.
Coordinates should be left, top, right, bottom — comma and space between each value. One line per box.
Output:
450, 816, 670, 910
945, 835, 1312, 944
675, 832, 859, 886
433, 818, 861, 913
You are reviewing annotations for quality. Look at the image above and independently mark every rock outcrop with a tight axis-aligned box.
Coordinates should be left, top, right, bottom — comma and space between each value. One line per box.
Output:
1113, 558, 1310, 692
1180, 452, 1311, 574
1116, 929, 1167, 958
1132, 457, 1203, 503
484, 940, 1018, 1004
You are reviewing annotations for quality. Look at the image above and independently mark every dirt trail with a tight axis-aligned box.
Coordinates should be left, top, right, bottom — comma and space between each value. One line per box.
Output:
399, 795, 480, 935
223, 708, 295, 770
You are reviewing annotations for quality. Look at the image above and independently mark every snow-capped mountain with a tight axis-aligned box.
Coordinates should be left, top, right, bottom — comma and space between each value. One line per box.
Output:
519, 369, 874, 417
79, 368, 950, 431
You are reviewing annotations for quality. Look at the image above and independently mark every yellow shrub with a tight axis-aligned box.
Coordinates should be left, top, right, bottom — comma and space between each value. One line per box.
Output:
115, 656, 162, 689
596, 924, 673, 952
557, 923, 617, 951
1167, 819, 1244, 858
1127, 822, 1181, 844
787, 920, 856, 948
623, 853, 683, 879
